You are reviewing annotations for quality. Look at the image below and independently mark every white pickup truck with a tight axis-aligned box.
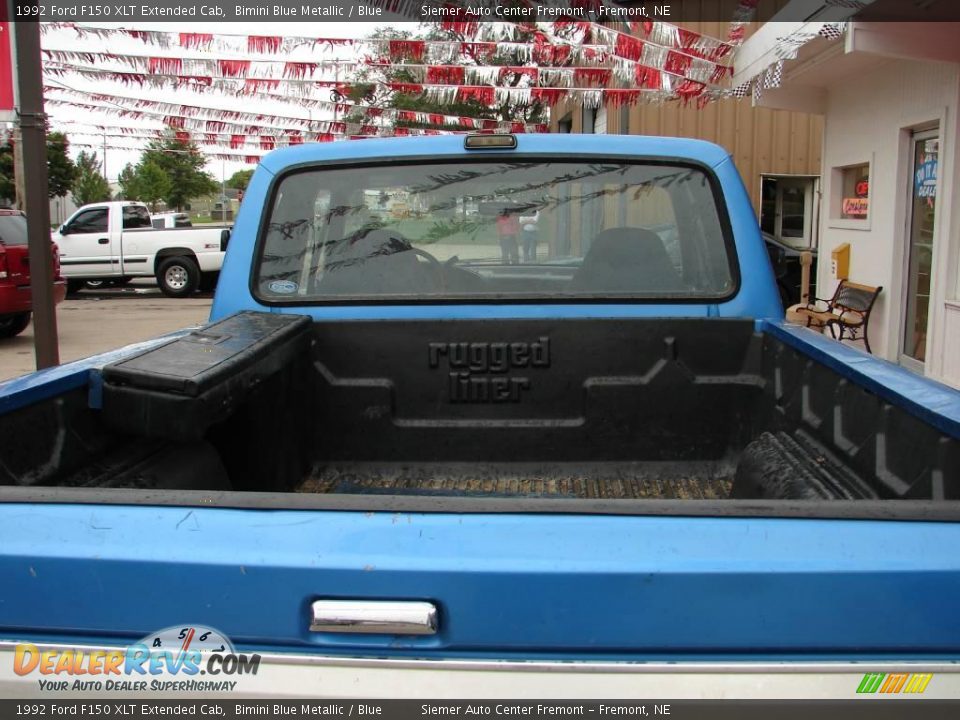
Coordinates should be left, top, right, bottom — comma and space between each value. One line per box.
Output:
53, 201, 230, 297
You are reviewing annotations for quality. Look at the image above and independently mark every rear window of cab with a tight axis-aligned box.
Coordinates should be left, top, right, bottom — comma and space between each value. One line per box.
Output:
255, 160, 736, 303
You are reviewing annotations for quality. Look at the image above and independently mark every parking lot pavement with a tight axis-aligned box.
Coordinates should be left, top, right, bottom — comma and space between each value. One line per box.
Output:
0, 284, 212, 383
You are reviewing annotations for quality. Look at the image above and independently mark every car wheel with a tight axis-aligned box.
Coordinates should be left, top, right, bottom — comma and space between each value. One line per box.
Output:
66, 280, 84, 296
0, 312, 31, 338
157, 256, 200, 298
84, 279, 108, 289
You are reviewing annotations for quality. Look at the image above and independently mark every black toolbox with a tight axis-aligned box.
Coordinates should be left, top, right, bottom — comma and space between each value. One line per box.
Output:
101, 312, 312, 441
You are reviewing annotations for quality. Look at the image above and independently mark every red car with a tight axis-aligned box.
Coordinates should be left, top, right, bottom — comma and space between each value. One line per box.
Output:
0, 209, 67, 338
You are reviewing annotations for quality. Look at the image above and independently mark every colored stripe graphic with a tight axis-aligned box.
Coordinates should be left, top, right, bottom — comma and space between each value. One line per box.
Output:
857, 672, 932, 694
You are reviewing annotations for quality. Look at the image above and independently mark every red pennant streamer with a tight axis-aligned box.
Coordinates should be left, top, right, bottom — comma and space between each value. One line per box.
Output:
426, 66, 466, 85
665, 51, 693, 76
710, 65, 733, 84
388, 40, 426, 61
283, 62, 317, 79
635, 66, 662, 90
457, 86, 495, 105
615, 35, 644, 62
243, 79, 280, 93
230, 134, 245, 149
605, 89, 642, 107
247, 36, 283, 53
260, 136, 276, 150
179, 33, 213, 49
148, 57, 182, 74
531, 88, 568, 104
389, 83, 424, 95
218, 60, 251, 78
532, 42, 572, 65
675, 79, 706, 101
573, 68, 612, 86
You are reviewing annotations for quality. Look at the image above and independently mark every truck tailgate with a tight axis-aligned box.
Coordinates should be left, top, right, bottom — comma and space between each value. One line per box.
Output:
2, 505, 959, 658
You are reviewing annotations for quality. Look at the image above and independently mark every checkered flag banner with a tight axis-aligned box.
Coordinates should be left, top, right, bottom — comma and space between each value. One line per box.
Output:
763, 61, 783, 89
738, 23, 846, 101
818, 23, 847, 40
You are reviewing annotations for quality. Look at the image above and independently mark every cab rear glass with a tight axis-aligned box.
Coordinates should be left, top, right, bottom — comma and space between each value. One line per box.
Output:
255, 160, 737, 302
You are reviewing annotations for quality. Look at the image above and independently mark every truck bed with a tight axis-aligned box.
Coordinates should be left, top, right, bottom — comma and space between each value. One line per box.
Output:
299, 461, 734, 499
1, 312, 956, 512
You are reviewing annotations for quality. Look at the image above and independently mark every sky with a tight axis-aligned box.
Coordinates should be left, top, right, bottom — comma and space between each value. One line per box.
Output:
41, 21, 422, 182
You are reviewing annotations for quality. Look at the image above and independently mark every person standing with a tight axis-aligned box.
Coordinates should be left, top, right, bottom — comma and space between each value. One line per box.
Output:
496, 208, 520, 265
521, 212, 539, 263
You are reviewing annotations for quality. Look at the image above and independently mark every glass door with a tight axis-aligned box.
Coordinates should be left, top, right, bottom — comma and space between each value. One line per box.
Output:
901, 130, 939, 370
760, 176, 816, 250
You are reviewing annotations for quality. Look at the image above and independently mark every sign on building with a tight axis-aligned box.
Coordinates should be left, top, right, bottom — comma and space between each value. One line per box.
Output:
0, 7, 14, 122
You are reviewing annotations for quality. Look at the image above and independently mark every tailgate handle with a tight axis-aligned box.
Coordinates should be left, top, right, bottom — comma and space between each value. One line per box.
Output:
310, 600, 438, 635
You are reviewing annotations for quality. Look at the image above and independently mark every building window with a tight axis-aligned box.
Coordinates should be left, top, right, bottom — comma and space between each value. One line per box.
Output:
832, 163, 870, 220
581, 107, 596, 134
619, 105, 630, 134
557, 114, 572, 134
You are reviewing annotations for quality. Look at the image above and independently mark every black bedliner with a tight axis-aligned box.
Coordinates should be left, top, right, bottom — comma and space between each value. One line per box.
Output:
0, 312, 956, 508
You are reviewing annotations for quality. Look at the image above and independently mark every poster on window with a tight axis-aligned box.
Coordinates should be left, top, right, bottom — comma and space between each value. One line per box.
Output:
915, 157, 937, 199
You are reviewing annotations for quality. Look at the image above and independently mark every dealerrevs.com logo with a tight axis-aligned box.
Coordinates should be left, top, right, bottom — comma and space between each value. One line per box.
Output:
14, 625, 260, 692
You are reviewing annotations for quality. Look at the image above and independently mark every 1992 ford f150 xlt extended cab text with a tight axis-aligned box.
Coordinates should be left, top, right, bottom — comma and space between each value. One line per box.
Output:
52, 201, 230, 297
0, 135, 958, 698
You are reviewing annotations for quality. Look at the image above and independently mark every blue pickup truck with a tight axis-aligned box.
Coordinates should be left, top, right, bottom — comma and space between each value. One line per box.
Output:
1, 135, 958, 698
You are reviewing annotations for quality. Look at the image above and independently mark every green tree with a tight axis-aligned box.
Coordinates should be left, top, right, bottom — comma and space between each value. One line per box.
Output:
134, 161, 172, 211
140, 133, 217, 210
116, 163, 141, 201
46, 132, 77, 198
116, 159, 173, 211
0, 130, 77, 203
0, 147, 14, 204
71, 151, 111, 206
226, 169, 254, 191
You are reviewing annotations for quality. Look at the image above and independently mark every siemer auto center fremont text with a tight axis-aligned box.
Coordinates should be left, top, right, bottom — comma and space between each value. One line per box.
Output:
420, 705, 663, 715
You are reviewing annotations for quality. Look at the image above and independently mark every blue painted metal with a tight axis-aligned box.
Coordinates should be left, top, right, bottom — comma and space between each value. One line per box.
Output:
764, 320, 960, 439
0, 330, 194, 414
1, 505, 959, 658
210, 135, 782, 322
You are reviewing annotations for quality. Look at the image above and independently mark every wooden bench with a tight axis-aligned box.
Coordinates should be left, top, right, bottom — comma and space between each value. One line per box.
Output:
791, 280, 883, 354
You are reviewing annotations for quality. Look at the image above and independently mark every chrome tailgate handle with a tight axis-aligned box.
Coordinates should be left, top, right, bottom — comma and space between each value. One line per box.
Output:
309, 600, 438, 635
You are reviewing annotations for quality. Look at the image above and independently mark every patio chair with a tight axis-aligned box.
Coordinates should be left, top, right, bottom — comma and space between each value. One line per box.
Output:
793, 280, 883, 354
